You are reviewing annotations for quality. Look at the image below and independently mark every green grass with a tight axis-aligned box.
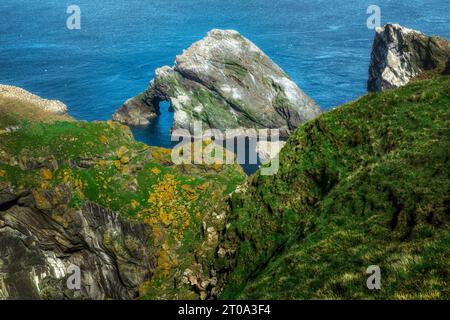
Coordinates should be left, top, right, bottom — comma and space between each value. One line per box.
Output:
219, 76, 450, 300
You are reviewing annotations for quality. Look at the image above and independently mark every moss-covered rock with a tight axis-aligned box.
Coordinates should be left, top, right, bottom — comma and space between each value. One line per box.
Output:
368, 24, 450, 92
114, 29, 321, 138
217, 76, 450, 300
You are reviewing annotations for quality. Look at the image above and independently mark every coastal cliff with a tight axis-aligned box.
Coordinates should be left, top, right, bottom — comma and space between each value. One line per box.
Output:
0, 199, 154, 299
113, 29, 321, 138
1, 25, 449, 300
217, 75, 450, 300
368, 24, 450, 91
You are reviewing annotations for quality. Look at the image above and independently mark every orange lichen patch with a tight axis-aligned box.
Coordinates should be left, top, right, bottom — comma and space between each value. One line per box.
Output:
130, 199, 139, 210
151, 167, 161, 175
32, 189, 52, 209
61, 169, 71, 185
114, 160, 122, 170
107, 120, 115, 129
97, 159, 108, 167
181, 184, 199, 201
99, 135, 108, 145
120, 156, 130, 164
138, 173, 202, 280
74, 178, 84, 198
40, 181, 50, 189
151, 147, 173, 164
116, 146, 128, 159
197, 182, 210, 191
157, 246, 174, 277
40, 168, 53, 180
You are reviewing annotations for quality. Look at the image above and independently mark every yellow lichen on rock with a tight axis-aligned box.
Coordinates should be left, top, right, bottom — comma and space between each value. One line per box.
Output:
74, 178, 84, 198
130, 199, 139, 210
151, 167, 161, 175
41, 168, 53, 180
32, 189, 52, 209
114, 160, 122, 170
99, 135, 108, 145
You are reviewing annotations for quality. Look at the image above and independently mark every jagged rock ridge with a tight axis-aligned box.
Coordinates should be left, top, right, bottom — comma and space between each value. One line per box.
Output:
368, 23, 450, 91
113, 29, 321, 138
0, 85, 68, 115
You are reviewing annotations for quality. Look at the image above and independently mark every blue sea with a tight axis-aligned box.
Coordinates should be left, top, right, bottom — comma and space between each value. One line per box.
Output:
1, 0, 449, 148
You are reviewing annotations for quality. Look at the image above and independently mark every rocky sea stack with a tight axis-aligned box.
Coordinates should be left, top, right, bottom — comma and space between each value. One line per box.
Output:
368, 23, 450, 92
113, 29, 321, 138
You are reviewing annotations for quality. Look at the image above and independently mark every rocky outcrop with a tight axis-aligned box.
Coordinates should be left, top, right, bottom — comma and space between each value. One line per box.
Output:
114, 29, 321, 138
0, 85, 68, 115
0, 186, 154, 300
368, 24, 450, 92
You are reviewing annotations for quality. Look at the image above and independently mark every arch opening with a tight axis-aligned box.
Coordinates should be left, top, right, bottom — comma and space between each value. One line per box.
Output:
131, 99, 175, 149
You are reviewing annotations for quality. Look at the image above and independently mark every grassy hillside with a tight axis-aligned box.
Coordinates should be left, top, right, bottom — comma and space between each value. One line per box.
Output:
218, 76, 450, 299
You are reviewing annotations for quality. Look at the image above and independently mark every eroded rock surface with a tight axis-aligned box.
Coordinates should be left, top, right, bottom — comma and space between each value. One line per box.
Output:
114, 29, 320, 138
368, 24, 450, 92
0, 186, 154, 300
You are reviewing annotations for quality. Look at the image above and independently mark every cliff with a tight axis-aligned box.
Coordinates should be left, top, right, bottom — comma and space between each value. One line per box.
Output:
368, 24, 450, 91
113, 29, 321, 138
2, 25, 450, 301
216, 75, 450, 299
0, 91, 246, 299
0, 85, 69, 115
0, 199, 154, 299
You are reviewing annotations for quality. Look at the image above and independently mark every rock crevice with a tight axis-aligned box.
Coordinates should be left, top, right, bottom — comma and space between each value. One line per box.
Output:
0, 187, 154, 300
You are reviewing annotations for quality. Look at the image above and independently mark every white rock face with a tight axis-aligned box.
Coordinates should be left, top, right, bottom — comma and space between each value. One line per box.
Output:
115, 29, 321, 138
368, 24, 450, 92
0, 85, 68, 115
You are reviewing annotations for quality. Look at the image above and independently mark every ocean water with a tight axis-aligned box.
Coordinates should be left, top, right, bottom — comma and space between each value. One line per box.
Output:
0, 0, 449, 149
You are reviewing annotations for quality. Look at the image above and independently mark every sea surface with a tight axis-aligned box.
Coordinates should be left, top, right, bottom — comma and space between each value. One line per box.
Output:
1, 0, 449, 149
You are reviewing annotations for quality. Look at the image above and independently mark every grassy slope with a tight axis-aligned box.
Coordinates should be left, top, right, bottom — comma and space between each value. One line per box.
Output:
0, 109, 246, 299
220, 76, 450, 299
0, 96, 73, 128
